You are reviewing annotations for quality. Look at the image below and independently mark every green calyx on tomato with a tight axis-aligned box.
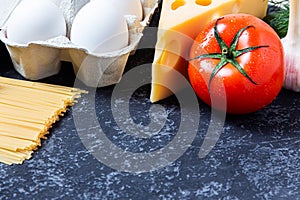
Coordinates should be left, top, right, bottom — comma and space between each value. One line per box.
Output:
188, 14, 284, 114
189, 17, 269, 92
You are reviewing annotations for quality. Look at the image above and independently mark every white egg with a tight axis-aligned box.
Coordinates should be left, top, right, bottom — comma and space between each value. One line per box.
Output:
6, 0, 66, 44
70, 1, 129, 54
49, 0, 61, 6
91, 0, 143, 20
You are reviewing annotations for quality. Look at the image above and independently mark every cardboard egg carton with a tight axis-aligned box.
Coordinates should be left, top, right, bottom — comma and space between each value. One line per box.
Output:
0, 0, 158, 87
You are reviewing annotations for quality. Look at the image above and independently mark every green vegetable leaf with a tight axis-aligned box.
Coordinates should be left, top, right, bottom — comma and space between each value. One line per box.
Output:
264, 1, 289, 38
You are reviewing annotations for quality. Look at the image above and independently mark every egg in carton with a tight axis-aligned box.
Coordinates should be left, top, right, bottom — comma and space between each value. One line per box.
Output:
0, 0, 159, 87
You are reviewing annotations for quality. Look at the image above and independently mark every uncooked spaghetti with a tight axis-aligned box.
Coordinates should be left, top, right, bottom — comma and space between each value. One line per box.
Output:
0, 76, 86, 165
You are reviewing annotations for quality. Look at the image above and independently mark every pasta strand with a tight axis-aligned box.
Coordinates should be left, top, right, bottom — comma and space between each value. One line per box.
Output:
0, 77, 86, 165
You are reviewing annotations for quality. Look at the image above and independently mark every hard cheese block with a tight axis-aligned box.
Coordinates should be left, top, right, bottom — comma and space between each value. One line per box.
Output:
150, 0, 268, 102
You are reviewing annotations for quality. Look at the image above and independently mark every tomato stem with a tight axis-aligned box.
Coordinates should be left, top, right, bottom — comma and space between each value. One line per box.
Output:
190, 17, 269, 92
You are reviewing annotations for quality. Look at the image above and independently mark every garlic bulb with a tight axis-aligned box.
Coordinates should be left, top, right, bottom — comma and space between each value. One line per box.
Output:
282, 0, 300, 91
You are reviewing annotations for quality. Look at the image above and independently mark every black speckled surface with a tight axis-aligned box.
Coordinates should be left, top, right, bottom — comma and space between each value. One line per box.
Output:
1, 4, 300, 200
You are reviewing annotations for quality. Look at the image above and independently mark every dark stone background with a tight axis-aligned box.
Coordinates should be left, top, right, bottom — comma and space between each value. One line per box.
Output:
0, 3, 299, 200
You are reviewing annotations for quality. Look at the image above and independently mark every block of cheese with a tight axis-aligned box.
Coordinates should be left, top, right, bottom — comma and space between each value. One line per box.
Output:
150, 0, 268, 102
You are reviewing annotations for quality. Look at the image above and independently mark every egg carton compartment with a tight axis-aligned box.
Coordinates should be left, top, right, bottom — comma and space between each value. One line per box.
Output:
0, 0, 159, 87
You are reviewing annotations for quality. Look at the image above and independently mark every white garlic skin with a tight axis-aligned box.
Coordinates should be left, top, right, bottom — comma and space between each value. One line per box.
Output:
282, 38, 300, 91
281, 0, 300, 91
6, 0, 66, 44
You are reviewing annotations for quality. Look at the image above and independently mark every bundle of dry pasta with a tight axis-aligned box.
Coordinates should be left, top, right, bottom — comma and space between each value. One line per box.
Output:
0, 76, 86, 165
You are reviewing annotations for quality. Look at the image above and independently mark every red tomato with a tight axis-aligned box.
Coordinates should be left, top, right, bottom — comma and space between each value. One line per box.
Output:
188, 14, 284, 114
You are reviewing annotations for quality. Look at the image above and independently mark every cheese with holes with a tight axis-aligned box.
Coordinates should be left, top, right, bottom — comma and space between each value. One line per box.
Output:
150, 0, 268, 102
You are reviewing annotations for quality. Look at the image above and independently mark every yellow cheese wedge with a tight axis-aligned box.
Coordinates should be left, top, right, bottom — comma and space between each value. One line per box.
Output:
150, 0, 268, 102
